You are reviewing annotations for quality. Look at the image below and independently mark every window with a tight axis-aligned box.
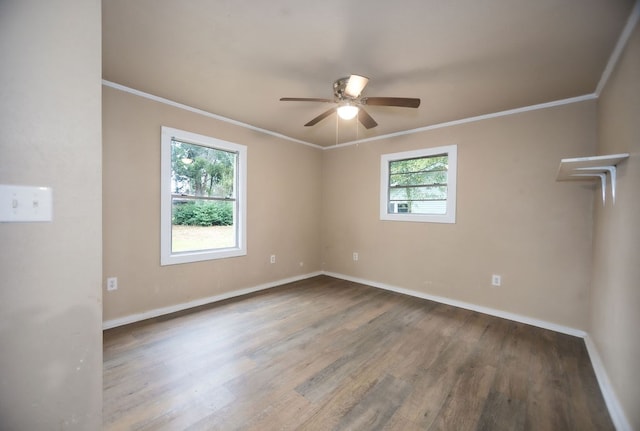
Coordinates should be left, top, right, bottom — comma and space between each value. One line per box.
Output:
161, 127, 247, 265
380, 145, 457, 223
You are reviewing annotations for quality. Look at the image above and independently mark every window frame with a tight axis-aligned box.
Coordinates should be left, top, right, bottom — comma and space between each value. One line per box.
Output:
160, 126, 247, 265
380, 144, 457, 224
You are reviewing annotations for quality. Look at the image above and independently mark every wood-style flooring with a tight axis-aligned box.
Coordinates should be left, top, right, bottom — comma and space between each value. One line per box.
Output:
103, 275, 613, 430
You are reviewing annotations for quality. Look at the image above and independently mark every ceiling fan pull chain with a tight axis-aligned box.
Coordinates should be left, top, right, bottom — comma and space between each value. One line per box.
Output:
335, 111, 339, 146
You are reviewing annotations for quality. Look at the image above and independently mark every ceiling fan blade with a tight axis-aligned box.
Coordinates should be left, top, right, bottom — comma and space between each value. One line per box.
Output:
361, 97, 421, 108
280, 97, 334, 103
358, 108, 378, 129
344, 75, 369, 98
304, 107, 337, 127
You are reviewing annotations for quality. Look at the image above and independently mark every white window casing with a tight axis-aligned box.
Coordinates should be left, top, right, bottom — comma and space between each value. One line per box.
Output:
380, 144, 457, 224
161, 126, 247, 265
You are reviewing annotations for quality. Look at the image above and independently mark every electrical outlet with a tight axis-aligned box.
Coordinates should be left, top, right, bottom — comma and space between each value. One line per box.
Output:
270, 254, 276, 264
107, 277, 118, 291
491, 274, 501, 287
353, 252, 359, 261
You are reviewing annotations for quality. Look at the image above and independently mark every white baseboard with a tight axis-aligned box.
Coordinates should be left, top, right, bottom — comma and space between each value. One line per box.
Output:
102, 271, 322, 330
104, 269, 586, 336
323, 271, 586, 337
324, 271, 636, 430
584, 335, 632, 431
102, 270, 630, 430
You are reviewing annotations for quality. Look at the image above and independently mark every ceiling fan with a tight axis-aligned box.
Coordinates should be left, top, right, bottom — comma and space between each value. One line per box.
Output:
280, 74, 420, 129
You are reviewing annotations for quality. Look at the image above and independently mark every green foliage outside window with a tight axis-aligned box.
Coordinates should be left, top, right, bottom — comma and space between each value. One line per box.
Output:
172, 201, 233, 226
389, 155, 448, 213
171, 140, 235, 198
389, 155, 448, 186
170, 140, 236, 227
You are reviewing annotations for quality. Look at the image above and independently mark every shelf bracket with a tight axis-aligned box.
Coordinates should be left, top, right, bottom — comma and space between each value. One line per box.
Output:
556, 153, 628, 206
570, 173, 607, 205
573, 166, 617, 204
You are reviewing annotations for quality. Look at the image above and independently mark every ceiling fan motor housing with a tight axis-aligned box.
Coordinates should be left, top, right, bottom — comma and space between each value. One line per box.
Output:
333, 77, 353, 101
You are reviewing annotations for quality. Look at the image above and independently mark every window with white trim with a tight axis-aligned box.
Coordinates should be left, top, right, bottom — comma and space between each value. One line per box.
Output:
380, 145, 457, 223
161, 126, 247, 265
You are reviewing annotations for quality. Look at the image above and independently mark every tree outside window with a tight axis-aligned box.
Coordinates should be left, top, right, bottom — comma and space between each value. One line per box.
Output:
380, 145, 457, 224
161, 127, 247, 265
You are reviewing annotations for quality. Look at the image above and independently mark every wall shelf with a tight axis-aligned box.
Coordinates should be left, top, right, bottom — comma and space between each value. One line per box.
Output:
556, 153, 629, 205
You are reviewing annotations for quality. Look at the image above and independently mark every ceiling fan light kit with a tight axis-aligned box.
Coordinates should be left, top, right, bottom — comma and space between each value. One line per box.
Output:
343, 74, 369, 98
337, 104, 359, 120
280, 74, 421, 129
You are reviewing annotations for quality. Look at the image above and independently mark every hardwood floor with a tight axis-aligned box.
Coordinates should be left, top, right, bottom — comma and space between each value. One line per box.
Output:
103, 276, 613, 430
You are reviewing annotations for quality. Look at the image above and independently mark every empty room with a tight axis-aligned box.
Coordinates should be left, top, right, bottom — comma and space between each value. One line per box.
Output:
1, 0, 639, 430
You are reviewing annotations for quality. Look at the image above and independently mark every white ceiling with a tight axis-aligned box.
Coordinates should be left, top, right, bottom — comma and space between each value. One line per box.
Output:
102, 0, 634, 147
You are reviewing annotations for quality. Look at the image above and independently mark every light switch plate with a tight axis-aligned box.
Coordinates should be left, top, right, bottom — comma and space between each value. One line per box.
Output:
0, 184, 53, 222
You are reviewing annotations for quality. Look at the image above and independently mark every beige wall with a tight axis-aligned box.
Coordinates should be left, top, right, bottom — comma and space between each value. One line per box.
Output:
104, 90, 597, 331
322, 101, 597, 330
102, 87, 322, 321
591, 22, 640, 430
0, 1, 103, 429
100, 14, 637, 426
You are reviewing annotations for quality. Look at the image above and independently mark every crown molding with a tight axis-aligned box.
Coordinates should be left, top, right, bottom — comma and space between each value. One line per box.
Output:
328, 94, 597, 150
101, 80, 322, 149
103, 0, 639, 152
595, 0, 640, 96
104, 78, 598, 152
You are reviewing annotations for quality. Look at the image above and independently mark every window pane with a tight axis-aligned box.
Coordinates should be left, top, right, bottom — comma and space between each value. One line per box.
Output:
171, 199, 236, 253
390, 170, 447, 186
171, 140, 236, 199
389, 185, 448, 200
410, 201, 447, 215
389, 155, 448, 174
162, 126, 247, 265
389, 200, 447, 215
381, 145, 457, 223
